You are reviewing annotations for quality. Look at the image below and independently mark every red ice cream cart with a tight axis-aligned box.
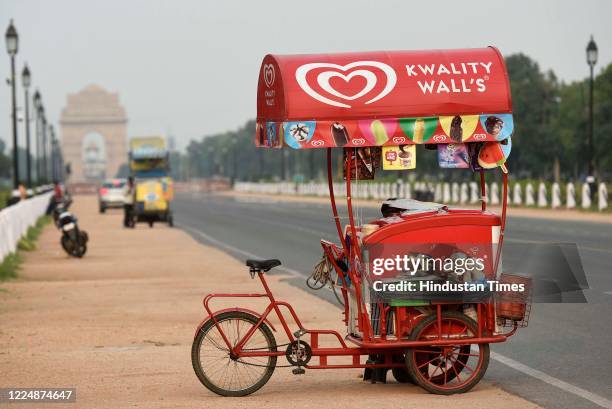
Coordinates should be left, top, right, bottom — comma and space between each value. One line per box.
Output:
192, 47, 530, 396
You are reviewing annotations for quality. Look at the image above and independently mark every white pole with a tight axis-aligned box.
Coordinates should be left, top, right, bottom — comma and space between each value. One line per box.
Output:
581, 183, 591, 209
537, 182, 548, 208
434, 183, 442, 202
490, 182, 500, 206
598, 182, 608, 211
551, 182, 561, 209
525, 183, 535, 206
460, 183, 469, 204
566, 182, 576, 209
513, 183, 522, 206
452, 183, 460, 204
469, 182, 479, 204
443, 183, 451, 203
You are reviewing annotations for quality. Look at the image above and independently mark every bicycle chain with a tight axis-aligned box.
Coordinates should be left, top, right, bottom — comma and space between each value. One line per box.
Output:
209, 341, 297, 368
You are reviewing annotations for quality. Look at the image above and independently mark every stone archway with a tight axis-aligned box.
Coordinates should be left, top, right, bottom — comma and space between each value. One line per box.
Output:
60, 85, 128, 183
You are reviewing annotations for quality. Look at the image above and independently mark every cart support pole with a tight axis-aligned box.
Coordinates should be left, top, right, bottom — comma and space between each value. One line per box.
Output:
327, 148, 348, 259
480, 171, 487, 211
489, 170, 509, 332
344, 149, 360, 262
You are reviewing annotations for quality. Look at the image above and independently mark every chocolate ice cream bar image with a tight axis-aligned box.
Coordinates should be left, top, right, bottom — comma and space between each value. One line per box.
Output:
331, 122, 349, 147
450, 115, 463, 142
485, 116, 504, 137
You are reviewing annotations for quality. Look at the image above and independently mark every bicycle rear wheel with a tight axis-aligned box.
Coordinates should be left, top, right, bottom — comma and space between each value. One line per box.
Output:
192, 311, 277, 396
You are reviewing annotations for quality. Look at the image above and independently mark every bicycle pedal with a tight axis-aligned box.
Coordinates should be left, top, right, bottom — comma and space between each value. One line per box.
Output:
292, 367, 306, 375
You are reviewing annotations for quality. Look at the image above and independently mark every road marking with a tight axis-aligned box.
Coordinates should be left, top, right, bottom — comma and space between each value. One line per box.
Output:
177, 223, 301, 278
490, 351, 612, 409
178, 222, 612, 408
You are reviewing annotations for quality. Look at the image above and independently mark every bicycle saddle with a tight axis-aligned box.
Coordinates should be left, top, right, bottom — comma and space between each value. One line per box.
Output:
246, 259, 281, 272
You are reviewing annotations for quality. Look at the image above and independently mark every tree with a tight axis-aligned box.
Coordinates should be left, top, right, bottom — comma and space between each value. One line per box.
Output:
504, 54, 561, 178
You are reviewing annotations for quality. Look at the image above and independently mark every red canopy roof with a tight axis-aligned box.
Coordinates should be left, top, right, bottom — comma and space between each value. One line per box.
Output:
256, 47, 514, 149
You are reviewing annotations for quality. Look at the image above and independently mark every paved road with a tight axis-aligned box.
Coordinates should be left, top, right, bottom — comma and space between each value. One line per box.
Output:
173, 192, 612, 409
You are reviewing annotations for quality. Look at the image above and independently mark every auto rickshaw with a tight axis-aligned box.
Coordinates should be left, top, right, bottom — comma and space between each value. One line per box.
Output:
129, 136, 174, 227
192, 47, 531, 396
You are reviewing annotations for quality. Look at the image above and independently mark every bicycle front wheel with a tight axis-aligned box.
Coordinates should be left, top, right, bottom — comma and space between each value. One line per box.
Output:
192, 311, 277, 396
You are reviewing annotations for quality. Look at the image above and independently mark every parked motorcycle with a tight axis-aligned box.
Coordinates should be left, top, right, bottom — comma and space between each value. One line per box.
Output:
53, 200, 88, 258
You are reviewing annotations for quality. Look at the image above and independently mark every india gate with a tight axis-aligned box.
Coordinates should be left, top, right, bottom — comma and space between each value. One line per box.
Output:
60, 85, 128, 183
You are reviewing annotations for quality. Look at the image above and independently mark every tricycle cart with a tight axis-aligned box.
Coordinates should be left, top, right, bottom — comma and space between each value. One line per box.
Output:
192, 47, 530, 396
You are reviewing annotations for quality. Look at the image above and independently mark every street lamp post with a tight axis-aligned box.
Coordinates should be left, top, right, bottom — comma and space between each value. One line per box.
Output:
48, 125, 55, 181
33, 90, 41, 183
22, 63, 32, 186
5, 19, 19, 189
51, 138, 58, 181
41, 111, 47, 182
586, 35, 598, 201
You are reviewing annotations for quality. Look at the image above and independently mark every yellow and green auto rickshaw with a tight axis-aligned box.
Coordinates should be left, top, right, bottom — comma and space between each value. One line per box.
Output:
129, 136, 174, 227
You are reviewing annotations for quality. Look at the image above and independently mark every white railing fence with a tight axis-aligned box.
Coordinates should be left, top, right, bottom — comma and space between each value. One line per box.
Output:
234, 180, 610, 212
0, 192, 53, 263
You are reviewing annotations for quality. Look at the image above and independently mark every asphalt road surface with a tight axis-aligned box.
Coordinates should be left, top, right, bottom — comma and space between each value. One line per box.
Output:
173, 192, 612, 409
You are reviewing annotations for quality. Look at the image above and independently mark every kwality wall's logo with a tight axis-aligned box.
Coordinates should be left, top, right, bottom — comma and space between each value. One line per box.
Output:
263, 64, 275, 88
294, 60, 494, 108
295, 61, 397, 109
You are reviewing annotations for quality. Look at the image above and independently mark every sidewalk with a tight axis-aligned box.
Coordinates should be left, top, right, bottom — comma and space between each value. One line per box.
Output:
0, 195, 538, 409
223, 191, 612, 224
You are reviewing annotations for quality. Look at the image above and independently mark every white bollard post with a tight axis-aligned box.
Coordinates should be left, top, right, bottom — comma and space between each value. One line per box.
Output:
538, 182, 548, 208
469, 182, 479, 204
434, 183, 442, 202
490, 182, 500, 206
581, 183, 591, 209
460, 183, 469, 204
551, 183, 561, 209
368, 183, 375, 199
525, 183, 535, 206
566, 182, 576, 209
391, 182, 398, 198
513, 183, 522, 206
451, 183, 460, 204
405, 182, 412, 199
599, 182, 608, 211
443, 183, 451, 203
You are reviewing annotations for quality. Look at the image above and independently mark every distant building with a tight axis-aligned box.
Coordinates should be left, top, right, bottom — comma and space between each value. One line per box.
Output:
60, 85, 128, 183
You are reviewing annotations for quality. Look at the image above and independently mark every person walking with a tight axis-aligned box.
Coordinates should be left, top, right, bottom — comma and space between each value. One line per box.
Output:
123, 177, 135, 227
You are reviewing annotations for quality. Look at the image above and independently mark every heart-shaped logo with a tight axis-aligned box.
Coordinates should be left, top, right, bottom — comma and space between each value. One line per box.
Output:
393, 136, 406, 144
352, 138, 366, 146
311, 140, 324, 147
264, 64, 275, 88
433, 135, 448, 143
295, 61, 397, 108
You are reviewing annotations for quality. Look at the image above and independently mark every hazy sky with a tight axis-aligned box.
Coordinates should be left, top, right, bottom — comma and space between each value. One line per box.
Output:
1, 0, 610, 151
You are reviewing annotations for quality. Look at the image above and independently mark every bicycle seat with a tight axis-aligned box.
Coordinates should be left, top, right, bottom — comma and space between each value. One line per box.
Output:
246, 259, 281, 272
